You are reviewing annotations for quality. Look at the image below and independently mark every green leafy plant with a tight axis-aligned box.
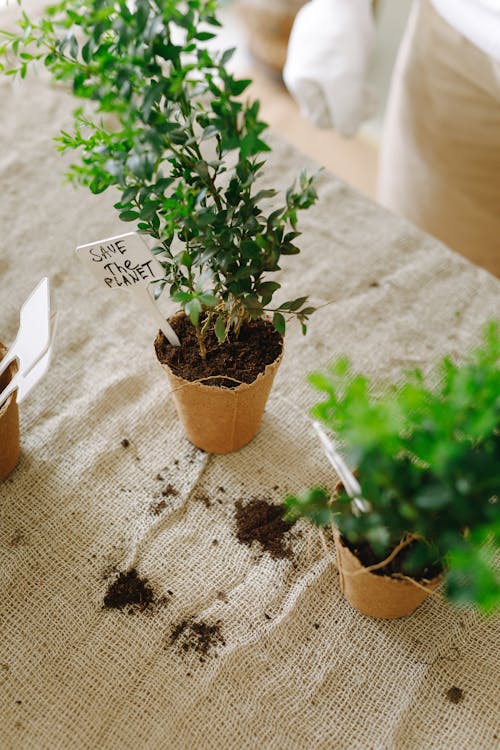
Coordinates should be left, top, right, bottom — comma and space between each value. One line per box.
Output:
0, 0, 318, 358
285, 323, 500, 613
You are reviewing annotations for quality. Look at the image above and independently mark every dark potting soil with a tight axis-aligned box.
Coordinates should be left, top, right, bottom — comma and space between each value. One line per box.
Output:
235, 498, 295, 560
161, 483, 178, 497
150, 499, 167, 516
446, 687, 464, 704
169, 618, 225, 661
345, 538, 442, 582
103, 569, 156, 612
154, 313, 283, 388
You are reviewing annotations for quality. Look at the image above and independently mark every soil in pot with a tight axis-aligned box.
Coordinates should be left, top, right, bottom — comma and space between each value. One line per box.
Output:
154, 313, 283, 388
154, 314, 284, 454
346, 538, 442, 582
335, 534, 442, 619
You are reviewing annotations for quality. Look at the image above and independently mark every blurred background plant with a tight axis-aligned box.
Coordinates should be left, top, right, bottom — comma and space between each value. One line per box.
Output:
286, 322, 500, 614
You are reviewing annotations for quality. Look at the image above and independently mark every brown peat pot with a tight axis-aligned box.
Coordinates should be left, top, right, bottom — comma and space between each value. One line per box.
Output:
0, 342, 20, 481
155, 315, 284, 454
334, 533, 441, 619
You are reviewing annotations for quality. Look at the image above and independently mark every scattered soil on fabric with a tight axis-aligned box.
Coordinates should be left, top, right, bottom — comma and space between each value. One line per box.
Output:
169, 618, 225, 662
103, 569, 156, 613
235, 498, 295, 560
195, 492, 212, 508
154, 313, 283, 388
161, 483, 178, 497
345, 538, 442, 581
446, 687, 464, 704
150, 500, 167, 516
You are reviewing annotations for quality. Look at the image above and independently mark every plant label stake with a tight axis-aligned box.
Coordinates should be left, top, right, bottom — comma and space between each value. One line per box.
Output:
0, 277, 51, 381
0, 314, 58, 407
75, 232, 181, 347
312, 421, 371, 516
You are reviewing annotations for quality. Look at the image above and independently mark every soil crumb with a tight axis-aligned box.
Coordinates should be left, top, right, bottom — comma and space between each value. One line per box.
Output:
150, 500, 167, 516
235, 498, 295, 559
446, 687, 464, 704
154, 314, 282, 388
162, 484, 179, 498
196, 492, 212, 508
103, 569, 155, 613
169, 618, 225, 662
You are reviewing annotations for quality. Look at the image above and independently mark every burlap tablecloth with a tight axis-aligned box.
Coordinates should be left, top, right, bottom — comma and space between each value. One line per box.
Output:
1, 26, 499, 750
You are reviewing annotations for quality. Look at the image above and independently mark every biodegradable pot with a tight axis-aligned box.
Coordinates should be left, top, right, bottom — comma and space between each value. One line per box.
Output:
157, 327, 284, 454
0, 342, 20, 481
334, 533, 440, 619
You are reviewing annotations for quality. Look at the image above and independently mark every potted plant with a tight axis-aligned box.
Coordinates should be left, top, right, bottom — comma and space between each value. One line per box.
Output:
0, 0, 318, 453
285, 323, 500, 618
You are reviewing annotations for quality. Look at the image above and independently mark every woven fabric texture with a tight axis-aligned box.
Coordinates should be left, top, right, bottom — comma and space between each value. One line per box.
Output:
0, 25, 499, 750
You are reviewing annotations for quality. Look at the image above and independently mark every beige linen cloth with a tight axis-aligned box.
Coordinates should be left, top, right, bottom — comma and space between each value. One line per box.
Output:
1, 23, 500, 750
379, 0, 500, 277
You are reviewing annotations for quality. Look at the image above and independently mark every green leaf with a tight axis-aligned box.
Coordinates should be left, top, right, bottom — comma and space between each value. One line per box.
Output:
198, 292, 218, 308
272, 312, 286, 336
214, 315, 226, 343
119, 210, 140, 222
172, 290, 193, 304
307, 372, 333, 393
288, 296, 308, 311
258, 281, 280, 297
195, 31, 216, 41
228, 78, 251, 96
185, 297, 202, 327
220, 47, 235, 66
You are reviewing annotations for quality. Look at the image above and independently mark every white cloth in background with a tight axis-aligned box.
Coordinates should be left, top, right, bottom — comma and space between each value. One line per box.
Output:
283, 0, 375, 136
378, 0, 500, 276
433, 0, 500, 61
284, 0, 500, 137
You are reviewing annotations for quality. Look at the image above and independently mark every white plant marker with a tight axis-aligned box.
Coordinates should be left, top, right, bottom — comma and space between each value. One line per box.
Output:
0, 277, 51, 380
75, 231, 180, 347
0, 313, 57, 407
313, 420, 371, 516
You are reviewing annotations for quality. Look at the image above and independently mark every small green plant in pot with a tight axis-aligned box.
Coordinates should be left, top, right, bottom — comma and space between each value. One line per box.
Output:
285, 323, 500, 618
1, 0, 318, 453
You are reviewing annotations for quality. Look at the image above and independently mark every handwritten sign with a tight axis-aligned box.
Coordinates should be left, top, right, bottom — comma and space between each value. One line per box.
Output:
75, 232, 180, 347
75, 231, 162, 289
